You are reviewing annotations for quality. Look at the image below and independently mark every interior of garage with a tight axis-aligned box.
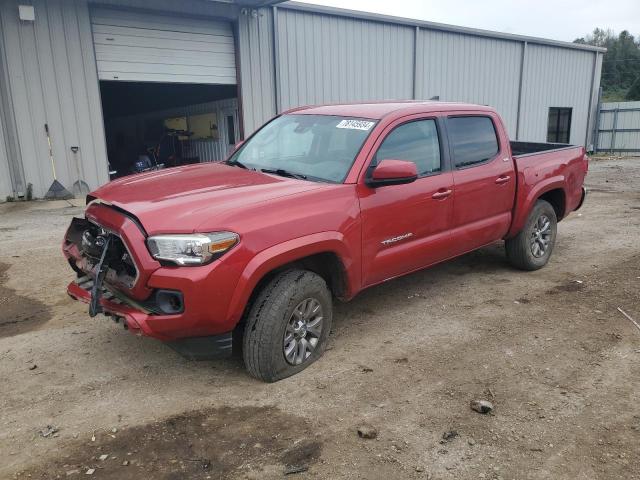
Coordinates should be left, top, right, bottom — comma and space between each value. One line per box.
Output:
99, 81, 238, 178
92, 5, 240, 179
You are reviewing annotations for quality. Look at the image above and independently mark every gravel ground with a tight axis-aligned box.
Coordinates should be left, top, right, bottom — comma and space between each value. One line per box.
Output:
0, 156, 639, 480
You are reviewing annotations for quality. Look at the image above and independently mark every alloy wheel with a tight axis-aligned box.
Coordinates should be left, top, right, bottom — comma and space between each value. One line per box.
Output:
530, 214, 552, 257
283, 298, 323, 365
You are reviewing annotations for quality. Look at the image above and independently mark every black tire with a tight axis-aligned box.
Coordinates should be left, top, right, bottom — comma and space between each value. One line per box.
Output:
506, 200, 557, 271
242, 269, 332, 382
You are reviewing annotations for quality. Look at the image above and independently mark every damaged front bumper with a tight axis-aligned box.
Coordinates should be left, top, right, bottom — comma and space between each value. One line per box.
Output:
66, 277, 232, 359
63, 208, 235, 359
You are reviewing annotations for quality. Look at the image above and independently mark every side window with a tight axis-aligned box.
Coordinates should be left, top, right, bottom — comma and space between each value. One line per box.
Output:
375, 119, 441, 175
448, 116, 499, 168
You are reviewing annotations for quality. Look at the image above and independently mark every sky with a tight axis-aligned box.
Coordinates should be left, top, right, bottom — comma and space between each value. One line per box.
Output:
295, 0, 640, 42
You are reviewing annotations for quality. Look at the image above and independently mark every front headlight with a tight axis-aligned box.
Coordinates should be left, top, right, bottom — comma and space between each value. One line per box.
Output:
147, 232, 239, 266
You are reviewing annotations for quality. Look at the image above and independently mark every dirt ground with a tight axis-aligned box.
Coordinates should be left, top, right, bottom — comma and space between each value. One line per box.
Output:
1, 156, 639, 480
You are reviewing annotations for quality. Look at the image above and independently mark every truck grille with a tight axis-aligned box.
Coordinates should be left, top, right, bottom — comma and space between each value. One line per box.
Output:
65, 217, 138, 290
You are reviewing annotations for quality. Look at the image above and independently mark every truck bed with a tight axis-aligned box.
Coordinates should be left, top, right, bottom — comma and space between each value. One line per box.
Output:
507, 141, 587, 238
510, 141, 577, 157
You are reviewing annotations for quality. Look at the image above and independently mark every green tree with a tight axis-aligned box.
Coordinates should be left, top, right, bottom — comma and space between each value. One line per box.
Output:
574, 29, 640, 101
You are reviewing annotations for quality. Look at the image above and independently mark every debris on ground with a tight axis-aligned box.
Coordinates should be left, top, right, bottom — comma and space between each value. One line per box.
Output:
98, 454, 108, 461
441, 430, 459, 442
357, 424, 378, 439
617, 307, 640, 333
121, 460, 129, 466
470, 399, 494, 414
284, 464, 309, 475
361, 366, 373, 373
39, 425, 59, 438
85, 468, 95, 475
185, 458, 211, 470
28, 364, 37, 370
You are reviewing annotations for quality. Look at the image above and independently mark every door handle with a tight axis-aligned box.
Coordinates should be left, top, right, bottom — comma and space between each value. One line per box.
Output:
432, 189, 452, 200
495, 175, 511, 184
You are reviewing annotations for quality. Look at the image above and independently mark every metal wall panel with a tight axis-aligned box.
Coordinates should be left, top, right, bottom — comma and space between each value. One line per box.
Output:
0, 100, 12, 199
276, 9, 414, 110
416, 29, 522, 136
91, 7, 236, 84
88, 0, 238, 20
519, 44, 595, 145
237, 7, 276, 136
0, 0, 108, 199
0, 24, 21, 200
596, 101, 640, 152
586, 52, 603, 148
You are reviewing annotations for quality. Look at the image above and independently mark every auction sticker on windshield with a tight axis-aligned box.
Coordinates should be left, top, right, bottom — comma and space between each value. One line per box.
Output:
336, 119, 375, 131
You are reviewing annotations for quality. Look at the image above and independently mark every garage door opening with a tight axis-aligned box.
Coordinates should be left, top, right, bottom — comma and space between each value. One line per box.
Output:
99, 81, 239, 178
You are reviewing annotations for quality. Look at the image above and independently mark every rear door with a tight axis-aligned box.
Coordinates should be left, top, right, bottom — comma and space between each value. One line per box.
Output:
446, 113, 516, 256
358, 115, 455, 286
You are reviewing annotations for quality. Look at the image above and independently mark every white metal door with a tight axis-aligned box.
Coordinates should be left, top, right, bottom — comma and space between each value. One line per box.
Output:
90, 7, 236, 84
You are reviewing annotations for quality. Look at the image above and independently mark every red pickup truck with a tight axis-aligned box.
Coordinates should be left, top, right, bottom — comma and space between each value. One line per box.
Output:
64, 102, 588, 382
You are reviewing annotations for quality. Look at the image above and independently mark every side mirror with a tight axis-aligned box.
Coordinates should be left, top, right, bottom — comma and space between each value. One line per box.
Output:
367, 159, 418, 187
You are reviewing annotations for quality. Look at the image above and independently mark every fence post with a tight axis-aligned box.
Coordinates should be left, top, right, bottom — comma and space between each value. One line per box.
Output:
610, 108, 619, 154
593, 87, 602, 152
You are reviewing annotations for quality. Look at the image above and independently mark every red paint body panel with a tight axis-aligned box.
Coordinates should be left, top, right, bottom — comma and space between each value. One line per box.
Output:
507, 147, 588, 238
447, 110, 516, 256
64, 102, 588, 343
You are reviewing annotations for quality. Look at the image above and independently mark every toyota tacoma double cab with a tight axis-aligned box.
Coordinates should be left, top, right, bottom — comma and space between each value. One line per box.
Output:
63, 102, 588, 382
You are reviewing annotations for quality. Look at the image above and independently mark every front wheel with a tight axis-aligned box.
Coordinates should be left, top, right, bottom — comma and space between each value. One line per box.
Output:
505, 200, 557, 271
242, 269, 332, 382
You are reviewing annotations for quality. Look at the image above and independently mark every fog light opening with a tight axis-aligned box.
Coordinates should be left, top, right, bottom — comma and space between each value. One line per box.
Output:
155, 290, 184, 314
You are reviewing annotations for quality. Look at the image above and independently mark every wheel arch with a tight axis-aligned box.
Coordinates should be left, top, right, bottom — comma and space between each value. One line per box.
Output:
226, 233, 358, 328
507, 177, 566, 238
538, 188, 566, 221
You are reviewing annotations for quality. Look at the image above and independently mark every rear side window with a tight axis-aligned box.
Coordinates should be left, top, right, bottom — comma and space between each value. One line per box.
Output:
448, 116, 499, 168
375, 119, 441, 175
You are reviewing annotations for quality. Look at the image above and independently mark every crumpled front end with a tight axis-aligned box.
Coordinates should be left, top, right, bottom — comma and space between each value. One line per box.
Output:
63, 211, 180, 338
62, 203, 240, 353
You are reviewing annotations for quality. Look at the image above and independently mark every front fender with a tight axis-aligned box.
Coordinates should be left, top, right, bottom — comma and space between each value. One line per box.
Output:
225, 232, 359, 325
507, 174, 565, 238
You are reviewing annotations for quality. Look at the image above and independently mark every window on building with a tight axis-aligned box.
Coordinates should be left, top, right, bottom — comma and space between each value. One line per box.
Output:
547, 107, 572, 144
375, 119, 441, 175
448, 116, 499, 167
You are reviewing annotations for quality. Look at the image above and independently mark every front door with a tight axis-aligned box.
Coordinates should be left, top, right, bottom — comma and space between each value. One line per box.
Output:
358, 116, 455, 286
446, 114, 516, 256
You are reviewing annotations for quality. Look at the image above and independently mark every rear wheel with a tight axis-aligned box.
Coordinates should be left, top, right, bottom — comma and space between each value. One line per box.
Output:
506, 200, 557, 271
242, 269, 332, 382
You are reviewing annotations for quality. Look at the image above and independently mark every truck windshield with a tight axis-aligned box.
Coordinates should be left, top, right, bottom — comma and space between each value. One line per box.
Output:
228, 114, 377, 183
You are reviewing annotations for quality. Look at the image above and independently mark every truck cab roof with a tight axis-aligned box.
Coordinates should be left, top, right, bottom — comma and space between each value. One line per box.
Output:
284, 101, 496, 120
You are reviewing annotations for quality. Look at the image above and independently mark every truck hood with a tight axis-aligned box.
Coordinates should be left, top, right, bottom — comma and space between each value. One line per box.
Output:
90, 163, 323, 234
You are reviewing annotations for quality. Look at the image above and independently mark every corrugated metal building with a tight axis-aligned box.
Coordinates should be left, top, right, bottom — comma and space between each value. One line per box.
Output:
0, 0, 604, 200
